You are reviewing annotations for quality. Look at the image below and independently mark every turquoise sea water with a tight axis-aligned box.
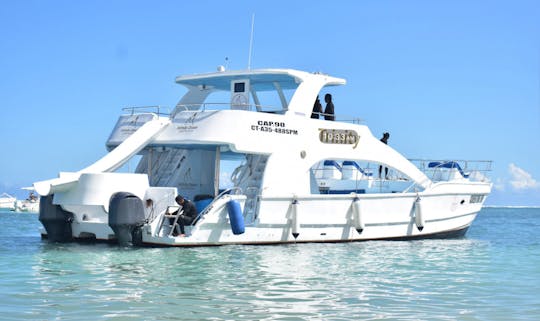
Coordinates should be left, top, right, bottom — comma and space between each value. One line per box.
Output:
0, 207, 539, 321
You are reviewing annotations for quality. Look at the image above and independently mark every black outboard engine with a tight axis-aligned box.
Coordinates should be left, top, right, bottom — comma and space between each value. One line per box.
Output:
108, 192, 145, 246
39, 195, 74, 242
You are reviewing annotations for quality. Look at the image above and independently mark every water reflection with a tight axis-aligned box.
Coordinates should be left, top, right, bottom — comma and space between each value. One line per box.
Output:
3, 208, 537, 320
23, 239, 494, 320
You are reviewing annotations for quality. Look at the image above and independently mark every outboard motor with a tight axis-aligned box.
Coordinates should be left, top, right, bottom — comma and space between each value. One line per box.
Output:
38, 194, 74, 242
108, 192, 145, 246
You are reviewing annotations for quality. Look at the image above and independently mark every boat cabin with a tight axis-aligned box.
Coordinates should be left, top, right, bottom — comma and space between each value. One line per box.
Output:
102, 69, 487, 221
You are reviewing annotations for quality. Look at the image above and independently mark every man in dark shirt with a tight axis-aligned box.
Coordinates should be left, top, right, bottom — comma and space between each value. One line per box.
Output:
172, 195, 198, 236
378, 132, 390, 179
324, 93, 335, 121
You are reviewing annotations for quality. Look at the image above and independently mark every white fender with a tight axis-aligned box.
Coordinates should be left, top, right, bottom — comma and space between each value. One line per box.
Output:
291, 199, 300, 238
352, 197, 364, 234
414, 196, 425, 231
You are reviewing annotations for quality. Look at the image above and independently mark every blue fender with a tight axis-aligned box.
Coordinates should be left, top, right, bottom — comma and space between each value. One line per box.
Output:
227, 200, 245, 235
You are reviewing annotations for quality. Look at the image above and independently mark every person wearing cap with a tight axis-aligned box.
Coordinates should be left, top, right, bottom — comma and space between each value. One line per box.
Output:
379, 132, 390, 179
171, 195, 198, 236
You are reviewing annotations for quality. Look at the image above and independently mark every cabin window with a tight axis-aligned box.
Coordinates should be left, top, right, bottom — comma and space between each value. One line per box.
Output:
234, 82, 245, 93
310, 160, 417, 195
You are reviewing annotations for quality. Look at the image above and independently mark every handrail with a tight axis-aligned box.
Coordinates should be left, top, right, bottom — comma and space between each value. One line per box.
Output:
192, 187, 243, 224
313, 157, 491, 195
122, 105, 171, 117
175, 103, 285, 113
312, 111, 364, 124
403, 181, 421, 193
410, 159, 492, 183
410, 159, 492, 172
173, 103, 364, 124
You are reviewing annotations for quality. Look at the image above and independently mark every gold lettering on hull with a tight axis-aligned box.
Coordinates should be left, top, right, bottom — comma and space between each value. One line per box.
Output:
319, 128, 360, 148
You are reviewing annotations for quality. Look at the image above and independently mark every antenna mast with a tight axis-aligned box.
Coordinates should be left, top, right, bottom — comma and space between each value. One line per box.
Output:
247, 14, 255, 70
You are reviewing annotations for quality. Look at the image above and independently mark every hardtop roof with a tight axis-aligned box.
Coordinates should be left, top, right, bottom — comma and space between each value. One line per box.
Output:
175, 68, 346, 91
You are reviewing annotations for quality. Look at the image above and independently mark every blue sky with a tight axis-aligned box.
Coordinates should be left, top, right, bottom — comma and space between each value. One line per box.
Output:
1, 0, 539, 206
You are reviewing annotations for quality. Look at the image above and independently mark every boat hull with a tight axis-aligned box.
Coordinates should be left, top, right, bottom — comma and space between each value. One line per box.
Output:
15, 200, 39, 213
39, 191, 484, 246
0, 198, 16, 211
141, 195, 480, 246
42, 221, 472, 245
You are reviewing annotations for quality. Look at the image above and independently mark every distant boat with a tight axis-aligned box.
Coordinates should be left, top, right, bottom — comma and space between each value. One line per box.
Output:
15, 190, 39, 213
0, 193, 16, 211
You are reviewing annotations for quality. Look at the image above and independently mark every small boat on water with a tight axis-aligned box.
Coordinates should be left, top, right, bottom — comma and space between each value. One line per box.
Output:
34, 67, 492, 246
15, 191, 39, 213
0, 193, 16, 211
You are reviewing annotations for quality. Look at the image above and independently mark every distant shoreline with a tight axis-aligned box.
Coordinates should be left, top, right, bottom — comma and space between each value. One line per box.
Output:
483, 205, 540, 209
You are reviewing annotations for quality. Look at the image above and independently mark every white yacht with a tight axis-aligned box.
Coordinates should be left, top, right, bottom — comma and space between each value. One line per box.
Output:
34, 68, 492, 246
0, 192, 16, 211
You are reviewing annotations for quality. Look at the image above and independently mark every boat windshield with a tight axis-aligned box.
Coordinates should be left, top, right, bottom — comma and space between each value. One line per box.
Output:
173, 72, 300, 115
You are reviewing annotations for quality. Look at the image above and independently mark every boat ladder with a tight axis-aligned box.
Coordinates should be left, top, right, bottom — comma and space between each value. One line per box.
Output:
157, 206, 183, 236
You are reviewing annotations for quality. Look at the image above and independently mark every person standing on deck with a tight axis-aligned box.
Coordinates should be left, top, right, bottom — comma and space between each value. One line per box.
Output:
379, 132, 390, 179
324, 93, 335, 121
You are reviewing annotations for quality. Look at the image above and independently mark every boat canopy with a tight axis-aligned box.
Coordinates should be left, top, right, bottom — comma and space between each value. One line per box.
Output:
175, 68, 346, 91
173, 68, 346, 117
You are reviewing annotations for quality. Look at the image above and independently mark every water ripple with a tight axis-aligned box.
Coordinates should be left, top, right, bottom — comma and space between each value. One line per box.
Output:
1, 209, 540, 320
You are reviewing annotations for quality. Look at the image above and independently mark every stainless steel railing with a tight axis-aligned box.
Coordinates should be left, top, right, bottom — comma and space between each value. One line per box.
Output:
192, 187, 243, 224
122, 105, 171, 117
120, 103, 364, 124
410, 159, 492, 183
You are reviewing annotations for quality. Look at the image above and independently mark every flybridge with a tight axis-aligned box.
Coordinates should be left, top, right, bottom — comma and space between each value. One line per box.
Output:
173, 68, 346, 117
